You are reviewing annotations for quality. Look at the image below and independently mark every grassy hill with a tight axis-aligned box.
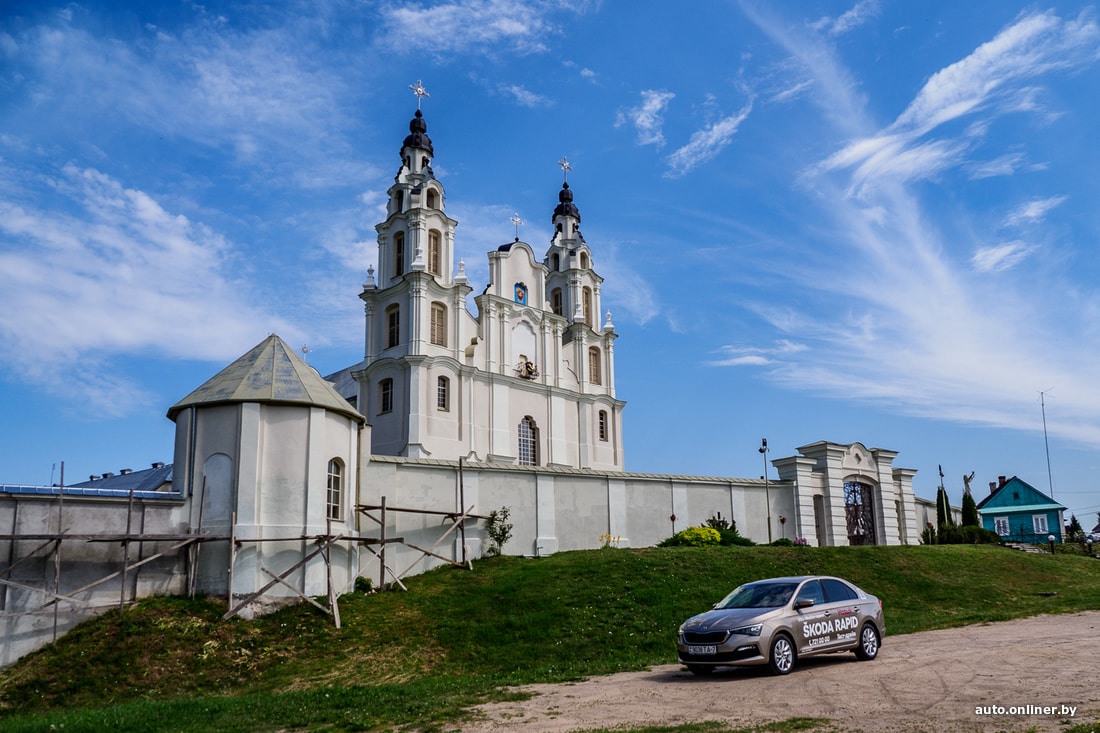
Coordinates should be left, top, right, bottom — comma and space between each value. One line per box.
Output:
0, 544, 1098, 732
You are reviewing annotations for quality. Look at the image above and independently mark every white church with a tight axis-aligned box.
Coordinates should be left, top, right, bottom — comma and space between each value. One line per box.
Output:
0, 91, 931, 664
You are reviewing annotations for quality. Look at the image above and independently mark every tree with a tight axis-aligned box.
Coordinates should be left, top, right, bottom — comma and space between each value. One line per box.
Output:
1066, 514, 1084, 541
961, 489, 979, 527
484, 507, 513, 557
936, 486, 954, 531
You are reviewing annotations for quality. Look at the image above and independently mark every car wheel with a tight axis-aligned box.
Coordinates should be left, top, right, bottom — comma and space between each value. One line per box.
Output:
768, 633, 795, 675
855, 623, 880, 660
686, 664, 713, 676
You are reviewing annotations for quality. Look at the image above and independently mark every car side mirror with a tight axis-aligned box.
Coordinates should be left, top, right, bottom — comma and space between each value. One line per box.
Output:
794, 598, 815, 609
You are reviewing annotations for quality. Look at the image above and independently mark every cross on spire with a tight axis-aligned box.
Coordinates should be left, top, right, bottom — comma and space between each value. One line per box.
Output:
510, 212, 524, 240
557, 155, 572, 182
408, 80, 430, 109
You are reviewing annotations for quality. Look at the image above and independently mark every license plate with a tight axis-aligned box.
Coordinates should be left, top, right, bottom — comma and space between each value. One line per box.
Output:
688, 645, 717, 655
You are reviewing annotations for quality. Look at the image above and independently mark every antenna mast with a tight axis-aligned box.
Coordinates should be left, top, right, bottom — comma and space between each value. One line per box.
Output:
1040, 389, 1054, 498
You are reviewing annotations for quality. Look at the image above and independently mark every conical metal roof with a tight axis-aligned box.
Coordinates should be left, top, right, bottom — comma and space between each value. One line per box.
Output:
167, 334, 364, 423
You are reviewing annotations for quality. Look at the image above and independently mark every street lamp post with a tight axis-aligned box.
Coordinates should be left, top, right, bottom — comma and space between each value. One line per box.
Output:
760, 438, 772, 544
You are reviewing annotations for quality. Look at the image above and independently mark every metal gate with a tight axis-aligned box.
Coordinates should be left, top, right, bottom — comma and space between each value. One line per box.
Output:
844, 481, 876, 545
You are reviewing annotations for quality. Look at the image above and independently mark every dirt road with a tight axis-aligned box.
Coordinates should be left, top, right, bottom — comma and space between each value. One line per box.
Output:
460, 611, 1100, 732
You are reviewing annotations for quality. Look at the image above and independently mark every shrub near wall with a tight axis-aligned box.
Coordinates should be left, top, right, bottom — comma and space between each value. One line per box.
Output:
657, 526, 721, 547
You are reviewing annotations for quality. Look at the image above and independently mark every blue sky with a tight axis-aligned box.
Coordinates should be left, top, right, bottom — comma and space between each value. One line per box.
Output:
2, 1, 1099, 531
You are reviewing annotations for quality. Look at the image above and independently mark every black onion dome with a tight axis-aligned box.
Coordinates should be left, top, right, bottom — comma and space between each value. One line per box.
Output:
402, 109, 434, 156
553, 182, 581, 221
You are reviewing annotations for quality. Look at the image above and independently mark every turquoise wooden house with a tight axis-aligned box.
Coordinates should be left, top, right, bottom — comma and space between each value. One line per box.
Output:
976, 476, 1066, 544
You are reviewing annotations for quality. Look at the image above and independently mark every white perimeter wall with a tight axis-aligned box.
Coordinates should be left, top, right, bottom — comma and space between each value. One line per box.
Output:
358, 456, 791, 585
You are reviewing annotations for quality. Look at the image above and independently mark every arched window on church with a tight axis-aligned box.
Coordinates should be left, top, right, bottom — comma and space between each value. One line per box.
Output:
550, 253, 560, 271
551, 288, 563, 316
588, 346, 601, 385
582, 287, 593, 328
393, 190, 404, 215
426, 188, 439, 209
393, 232, 405, 276
518, 416, 538, 466
580, 252, 590, 269
598, 410, 608, 442
428, 230, 442, 276
379, 379, 393, 414
437, 376, 449, 411
386, 304, 400, 349
326, 458, 344, 521
430, 302, 447, 346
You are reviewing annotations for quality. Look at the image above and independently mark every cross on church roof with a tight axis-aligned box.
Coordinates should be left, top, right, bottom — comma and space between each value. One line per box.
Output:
557, 155, 572, 182
409, 80, 430, 109
510, 212, 524, 240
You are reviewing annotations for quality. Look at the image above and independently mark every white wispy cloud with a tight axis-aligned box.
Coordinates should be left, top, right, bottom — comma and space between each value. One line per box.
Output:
616, 90, 675, 147
664, 101, 753, 178
811, 0, 879, 36
377, 0, 591, 57
0, 166, 298, 413
971, 241, 1036, 272
8, 9, 362, 187
499, 83, 551, 107
1003, 195, 1067, 227
708, 340, 809, 367
966, 151, 1027, 179
821, 9, 1100, 195
738, 5, 1100, 448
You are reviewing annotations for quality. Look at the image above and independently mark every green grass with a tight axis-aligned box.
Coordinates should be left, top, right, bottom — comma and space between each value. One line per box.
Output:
0, 545, 1097, 732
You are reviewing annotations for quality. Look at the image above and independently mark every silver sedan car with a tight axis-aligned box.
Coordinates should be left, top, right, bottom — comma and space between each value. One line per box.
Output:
677, 575, 884, 675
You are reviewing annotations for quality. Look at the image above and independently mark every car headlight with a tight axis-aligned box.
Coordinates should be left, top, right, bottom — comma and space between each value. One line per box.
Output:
729, 624, 762, 636
677, 624, 685, 635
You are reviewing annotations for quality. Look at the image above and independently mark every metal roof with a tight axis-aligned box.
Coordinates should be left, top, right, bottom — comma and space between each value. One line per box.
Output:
167, 334, 364, 423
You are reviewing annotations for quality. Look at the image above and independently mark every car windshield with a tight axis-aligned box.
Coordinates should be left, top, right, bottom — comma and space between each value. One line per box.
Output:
717, 582, 798, 609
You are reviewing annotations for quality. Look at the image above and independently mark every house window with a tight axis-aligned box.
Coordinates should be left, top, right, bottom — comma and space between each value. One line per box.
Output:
326, 459, 343, 521
428, 230, 442, 275
994, 517, 1009, 536
386, 305, 400, 349
393, 232, 405, 276
588, 346, 601, 385
379, 379, 393, 414
437, 376, 449, 410
1033, 515, 1049, 535
518, 416, 538, 466
582, 287, 593, 327
551, 288, 562, 315
430, 302, 447, 346
598, 410, 608, 441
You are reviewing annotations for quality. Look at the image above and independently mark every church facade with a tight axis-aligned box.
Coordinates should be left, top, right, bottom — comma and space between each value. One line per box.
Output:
328, 106, 624, 472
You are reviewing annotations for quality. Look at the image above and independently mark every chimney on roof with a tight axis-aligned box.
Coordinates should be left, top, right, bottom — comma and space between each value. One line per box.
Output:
998, 475, 1007, 488
89, 475, 97, 481
102, 472, 114, 479
989, 482, 996, 495
120, 468, 132, 475
151, 462, 165, 469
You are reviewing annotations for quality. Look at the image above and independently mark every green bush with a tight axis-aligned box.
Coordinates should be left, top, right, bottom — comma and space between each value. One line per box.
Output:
657, 526, 721, 547
934, 525, 1002, 545
719, 529, 755, 546
770, 538, 794, 547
